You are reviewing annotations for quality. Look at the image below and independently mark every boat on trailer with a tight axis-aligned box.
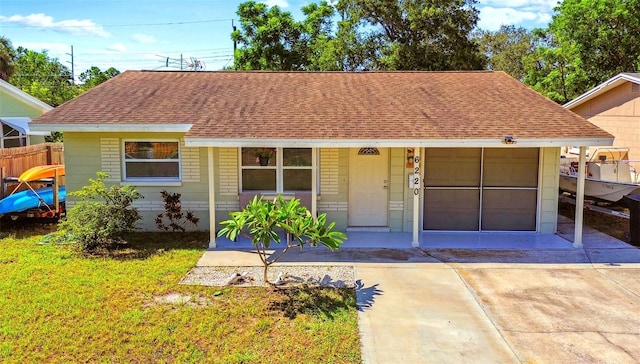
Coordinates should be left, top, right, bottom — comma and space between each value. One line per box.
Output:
560, 147, 640, 203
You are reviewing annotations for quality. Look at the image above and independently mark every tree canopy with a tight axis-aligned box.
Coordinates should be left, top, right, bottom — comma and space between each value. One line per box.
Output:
232, 0, 485, 71
344, 0, 485, 70
10, 47, 78, 107
476, 25, 536, 81
550, 0, 640, 88
2, 39, 121, 107
1, 38, 121, 142
522, 0, 640, 103
232, 1, 329, 70
78, 66, 121, 91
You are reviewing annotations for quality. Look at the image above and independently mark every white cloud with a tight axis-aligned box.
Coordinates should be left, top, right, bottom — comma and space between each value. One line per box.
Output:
262, 0, 289, 8
131, 33, 156, 44
107, 43, 127, 52
478, 6, 550, 31
14, 42, 70, 54
477, 0, 556, 30
0, 13, 110, 38
478, 0, 557, 11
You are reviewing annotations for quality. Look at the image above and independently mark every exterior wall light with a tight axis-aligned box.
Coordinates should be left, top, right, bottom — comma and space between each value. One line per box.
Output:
502, 136, 517, 145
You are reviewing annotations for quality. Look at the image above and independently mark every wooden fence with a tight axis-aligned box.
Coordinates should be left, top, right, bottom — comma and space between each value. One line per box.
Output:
0, 143, 64, 198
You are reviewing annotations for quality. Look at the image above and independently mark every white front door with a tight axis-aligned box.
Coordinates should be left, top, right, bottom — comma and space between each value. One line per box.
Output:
348, 148, 389, 226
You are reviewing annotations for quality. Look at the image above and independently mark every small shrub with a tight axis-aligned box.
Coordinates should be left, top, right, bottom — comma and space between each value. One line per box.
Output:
155, 190, 199, 232
218, 195, 346, 284
58, 172, 143, 252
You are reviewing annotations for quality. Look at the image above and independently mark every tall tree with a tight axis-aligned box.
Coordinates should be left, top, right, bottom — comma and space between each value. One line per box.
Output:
10, 47, 78, 107
523, 30, 587, 104
325, 0, 380, 71
340, 0, 486, 70
549, 0, 640, 87
232, 1, 309, 70
523, 0, 640, 103
476, 25, 535, 81
0, 36, 16, 81
300, 1, 341, 70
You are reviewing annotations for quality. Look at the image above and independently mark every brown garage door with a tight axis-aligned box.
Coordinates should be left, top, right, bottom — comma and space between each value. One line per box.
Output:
423, 148, 539, 231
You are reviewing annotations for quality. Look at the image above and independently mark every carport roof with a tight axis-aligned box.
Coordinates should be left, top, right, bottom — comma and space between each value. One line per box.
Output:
31, 70, 613, 147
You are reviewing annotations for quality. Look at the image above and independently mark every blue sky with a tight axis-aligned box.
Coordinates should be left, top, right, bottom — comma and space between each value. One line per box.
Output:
0, 0, 558, 78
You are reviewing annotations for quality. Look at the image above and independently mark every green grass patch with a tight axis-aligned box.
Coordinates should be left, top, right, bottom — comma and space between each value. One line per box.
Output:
0, 221, 361, 363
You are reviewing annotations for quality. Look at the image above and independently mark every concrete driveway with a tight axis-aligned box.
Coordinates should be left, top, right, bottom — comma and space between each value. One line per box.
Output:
355, 251, 640, 364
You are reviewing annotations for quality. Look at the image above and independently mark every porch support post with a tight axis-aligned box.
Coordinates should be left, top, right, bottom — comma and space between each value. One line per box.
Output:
208, 147, 216, 248
573, 146, 587, 248
412, 147, 421, 247
312, 148, 318, 217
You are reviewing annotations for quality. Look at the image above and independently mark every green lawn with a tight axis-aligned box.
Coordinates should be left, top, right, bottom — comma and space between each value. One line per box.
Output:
0, 223, 361, 363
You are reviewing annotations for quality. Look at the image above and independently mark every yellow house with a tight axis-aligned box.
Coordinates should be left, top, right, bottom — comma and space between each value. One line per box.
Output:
31, 71, 613, 248
0, 79, 52, 148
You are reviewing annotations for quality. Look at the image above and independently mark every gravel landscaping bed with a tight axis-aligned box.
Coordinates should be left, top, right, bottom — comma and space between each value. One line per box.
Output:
181, 265, 356, 288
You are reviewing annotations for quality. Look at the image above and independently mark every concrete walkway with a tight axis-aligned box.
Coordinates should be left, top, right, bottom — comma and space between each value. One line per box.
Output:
195, 220, 640, 363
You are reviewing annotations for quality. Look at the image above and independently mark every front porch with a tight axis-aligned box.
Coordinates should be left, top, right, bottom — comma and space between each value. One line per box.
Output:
214, 231, 573, 250
212, 216, 629, 251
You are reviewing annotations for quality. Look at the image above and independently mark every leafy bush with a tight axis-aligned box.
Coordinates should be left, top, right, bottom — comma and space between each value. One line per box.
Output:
58, 172, 142, 252
155, 190, 199, 232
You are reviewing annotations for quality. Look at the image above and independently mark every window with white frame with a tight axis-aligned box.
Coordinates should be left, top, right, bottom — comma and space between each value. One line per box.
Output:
241, 147, 312, 192
123, 140, 180, 181
1, 123, 27, 148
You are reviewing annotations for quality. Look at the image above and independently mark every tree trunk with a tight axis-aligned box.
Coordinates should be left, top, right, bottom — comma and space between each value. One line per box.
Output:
263, 263, 269, 283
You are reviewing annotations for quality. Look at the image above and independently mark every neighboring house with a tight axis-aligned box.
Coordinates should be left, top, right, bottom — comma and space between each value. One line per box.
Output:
30, 71, 613, 247
0, 78, 52, 148
565, 73, 640, 171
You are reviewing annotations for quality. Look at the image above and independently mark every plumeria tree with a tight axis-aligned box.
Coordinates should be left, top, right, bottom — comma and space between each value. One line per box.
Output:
218, 195, 346, 284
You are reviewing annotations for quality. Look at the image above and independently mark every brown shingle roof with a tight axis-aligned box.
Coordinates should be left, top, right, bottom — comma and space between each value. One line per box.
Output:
33, 70, 612, 142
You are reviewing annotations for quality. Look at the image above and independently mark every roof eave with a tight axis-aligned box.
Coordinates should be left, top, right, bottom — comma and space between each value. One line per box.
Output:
184, 137, 615, 148
564, 73, 640, 110
0, 79, 53, 112
29, 123, 193, 133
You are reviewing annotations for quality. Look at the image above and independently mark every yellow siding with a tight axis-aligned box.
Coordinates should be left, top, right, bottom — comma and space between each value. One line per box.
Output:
214, 148, 241, 225
317, 148, 348, 230
389, 148, 405, 231
100, 138, 121, 181
539, 147, 560, 234
181, 141, 201, 183
0, 89, 45, 118
66, 132, 208, 231
320, 148, 339, 195
217, 148, 238, 196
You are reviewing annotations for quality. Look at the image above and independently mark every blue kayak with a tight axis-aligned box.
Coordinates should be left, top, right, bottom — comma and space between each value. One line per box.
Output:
0, 186, 66, 214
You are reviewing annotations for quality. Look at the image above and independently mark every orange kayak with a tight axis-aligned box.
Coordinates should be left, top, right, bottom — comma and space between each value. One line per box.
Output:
18, 165, 66, 182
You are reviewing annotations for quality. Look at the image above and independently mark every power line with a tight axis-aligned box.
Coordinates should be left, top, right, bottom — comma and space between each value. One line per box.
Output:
76, 47, 231, 57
